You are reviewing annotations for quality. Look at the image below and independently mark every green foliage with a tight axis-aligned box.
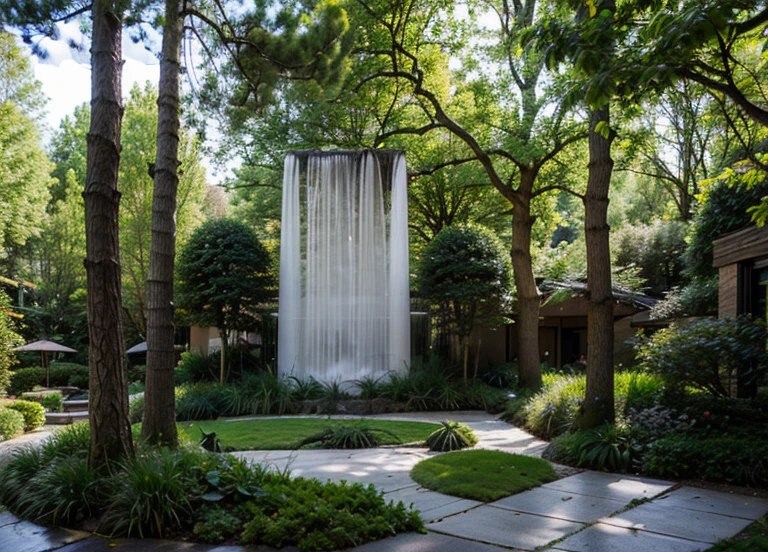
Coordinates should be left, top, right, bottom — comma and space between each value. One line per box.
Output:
0, 293, 22, 396
550, 424, 634, 473
104, 447, 201, 538
353, 375, 384, 399
193, 503, 251, 544
175, 383, 230, 421
8, 363, 89, 395
0, 406, 24, 441
290, 377, 324, 401
28, 391, 62, 413
637, 317, 768, 397
177, 218, 274, 332
175, 351, 220, 383
129, 395, 145, 424
4, 399, 45, 431
612, 220, 689, 296
410, 450, 557, 502
240, 478, 422, 551
418, 225, 513, 344
299, 426, 400, 449
425, 421, 477, 452
516, 371, 665, 439
642, 436, 768, 487
686, 178, 768, 282
481, 363, 517, 389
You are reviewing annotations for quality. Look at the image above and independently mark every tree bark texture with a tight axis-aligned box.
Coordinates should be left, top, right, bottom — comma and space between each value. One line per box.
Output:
579, 104, 616, 429
142, 0, 182, 447
512, 168, 542, 391
85, 0, 134, 468
220, 329, 228, 384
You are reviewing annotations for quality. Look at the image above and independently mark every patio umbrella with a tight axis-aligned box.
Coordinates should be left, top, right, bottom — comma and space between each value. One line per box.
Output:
126, 341, 147, 354
13, 340, 77, 388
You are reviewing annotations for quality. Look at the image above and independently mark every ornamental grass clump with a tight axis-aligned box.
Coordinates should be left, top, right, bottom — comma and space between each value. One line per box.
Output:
425, 421, 478, 452
299, 426, 400, 449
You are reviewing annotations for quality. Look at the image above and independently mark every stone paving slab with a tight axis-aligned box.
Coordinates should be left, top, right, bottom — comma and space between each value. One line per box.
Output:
0, 519, 89, 552
552, 522, 709, 552
351, 531, 515, 552
0, 510, 20, 528
542, 471, 673, 502
384, 486, 481, 522
58, 538, 290, 551
600, 501, 753, 544
492, 487, 625, 523
427, 504, 583, 550
653, 486, 768, 520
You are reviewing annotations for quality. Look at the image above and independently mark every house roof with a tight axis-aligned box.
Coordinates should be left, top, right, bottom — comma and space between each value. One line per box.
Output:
539, 280, 658, 311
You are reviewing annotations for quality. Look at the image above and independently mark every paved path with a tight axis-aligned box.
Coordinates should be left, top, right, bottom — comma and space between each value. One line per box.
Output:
1, 412, 766, 551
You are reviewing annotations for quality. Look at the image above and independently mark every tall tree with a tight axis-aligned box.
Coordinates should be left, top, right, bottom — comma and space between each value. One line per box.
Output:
142, 0, 183, 447
84, 0, 133, 466
353, 0, 585, 390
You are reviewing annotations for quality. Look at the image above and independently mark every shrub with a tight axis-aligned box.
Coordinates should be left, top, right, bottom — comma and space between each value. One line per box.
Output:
5, 400, 45, 431
0, 406, 25, 441
8, 367, 45, 396
481, 363, 517, 389
129, 395, 145, 424
298, 426, 399, 449
104, 447, 201, 537
16, 455, 101, 524
175, 352, 220, 383
637, 316, 768, 396
175, 383, 229, 421
24, 391, 63, 413
549, 424, 634, 473
290, 377, 323, 401
126, 365, 146, 384
240, 479, 422, 551
8, 364, 90, 395
642, 436, 768, 486
425, 421, 478, 452
0, 293, 23, 396
354, 375, 385, 399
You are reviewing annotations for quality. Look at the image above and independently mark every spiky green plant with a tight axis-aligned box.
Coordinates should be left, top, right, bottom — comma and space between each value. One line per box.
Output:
425, 421, 478, 452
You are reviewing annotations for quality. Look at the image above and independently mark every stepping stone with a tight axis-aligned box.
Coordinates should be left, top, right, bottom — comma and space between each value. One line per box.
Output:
384, 486, 481, 522
62, 400, 88, 413
542, 471, 673, 502
552, 522, 709, 552
601, 501, 753, 544
0, 519, 89, 552
353, 532, 512, 551
653, 487, 768, 520
492, 486, 625, 523
427, 504, 583, 550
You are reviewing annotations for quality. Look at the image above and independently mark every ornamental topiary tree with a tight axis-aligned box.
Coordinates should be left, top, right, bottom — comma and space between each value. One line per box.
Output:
176, 219, 273, 383
418, 225, 513, 382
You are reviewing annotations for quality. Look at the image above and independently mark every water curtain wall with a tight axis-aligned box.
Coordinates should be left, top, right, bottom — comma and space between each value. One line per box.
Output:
278, 150, 410, 382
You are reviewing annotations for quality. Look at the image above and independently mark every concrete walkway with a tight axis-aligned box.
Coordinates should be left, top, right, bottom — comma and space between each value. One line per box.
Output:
1, 412, 766, 551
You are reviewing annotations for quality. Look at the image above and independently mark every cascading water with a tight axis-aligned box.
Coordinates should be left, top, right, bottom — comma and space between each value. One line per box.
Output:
278, 150, 410, 382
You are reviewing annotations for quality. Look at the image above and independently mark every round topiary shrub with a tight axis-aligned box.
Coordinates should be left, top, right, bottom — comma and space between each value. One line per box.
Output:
5, 400, 45, 431
426, 421, 478, 451
0, 406, 25, 441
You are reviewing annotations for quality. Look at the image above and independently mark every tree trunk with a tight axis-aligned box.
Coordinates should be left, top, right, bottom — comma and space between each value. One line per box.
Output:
141, 0, 182, 447
85, 0, 133, 468
462, 336, 469, 384
578, 103, 616, 429
473, 335, 481, 382
512, 169, 542, 391
220, 329, 228, 384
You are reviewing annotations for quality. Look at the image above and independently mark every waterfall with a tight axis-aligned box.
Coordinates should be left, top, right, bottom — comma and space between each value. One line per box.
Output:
278, 150, 410, 382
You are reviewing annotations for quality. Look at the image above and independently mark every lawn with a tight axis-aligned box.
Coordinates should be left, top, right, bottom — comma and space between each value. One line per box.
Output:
176, 417, 442, 450
411, 449, 558, 502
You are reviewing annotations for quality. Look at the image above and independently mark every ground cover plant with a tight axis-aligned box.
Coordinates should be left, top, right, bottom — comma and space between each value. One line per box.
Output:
0, 423, 423, 550
410, 450, 557, 502
708, 516, 768, 552
177, 418, 440, 450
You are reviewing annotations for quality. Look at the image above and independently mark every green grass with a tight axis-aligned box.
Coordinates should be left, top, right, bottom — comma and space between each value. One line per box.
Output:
411, 450, 558, 502
175, 418, 441, 450
709, 517, 768, 551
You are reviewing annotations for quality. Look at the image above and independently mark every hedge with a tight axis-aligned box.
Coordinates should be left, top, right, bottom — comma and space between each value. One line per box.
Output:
8, 364, 89, 395
4, 400, 46, 431
0, 407, 25, 441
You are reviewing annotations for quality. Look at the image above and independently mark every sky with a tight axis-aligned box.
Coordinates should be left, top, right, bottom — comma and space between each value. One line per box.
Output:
22, 21, 161, 136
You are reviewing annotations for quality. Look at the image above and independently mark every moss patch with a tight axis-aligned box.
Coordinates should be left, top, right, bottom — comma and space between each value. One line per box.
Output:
411, 450, 557, 502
